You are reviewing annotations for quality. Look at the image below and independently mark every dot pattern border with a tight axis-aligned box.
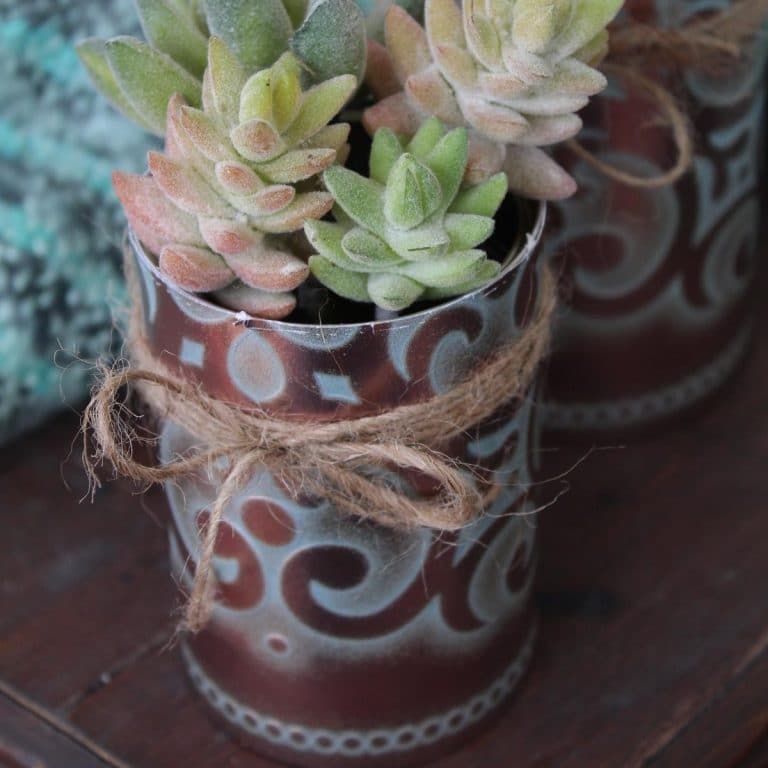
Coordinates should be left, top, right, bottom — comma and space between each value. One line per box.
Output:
542, 324, 751, 431
181, 623, 536, 759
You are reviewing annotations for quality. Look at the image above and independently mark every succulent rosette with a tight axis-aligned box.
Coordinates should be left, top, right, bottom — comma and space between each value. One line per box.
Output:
114, 38, 357, 318
305, 118, 508, 311
77, 0, 367, 136
365, 0, 623, 199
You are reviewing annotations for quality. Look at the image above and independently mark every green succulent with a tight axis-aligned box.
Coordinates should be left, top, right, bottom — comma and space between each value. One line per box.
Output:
114, 39, 357, 318
77, 0, 367, 136
305, 118, 508, 311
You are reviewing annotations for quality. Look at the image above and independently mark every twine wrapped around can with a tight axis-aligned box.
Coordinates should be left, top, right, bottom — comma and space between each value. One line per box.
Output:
570, 0, 768, 188
82, 251, 556, 633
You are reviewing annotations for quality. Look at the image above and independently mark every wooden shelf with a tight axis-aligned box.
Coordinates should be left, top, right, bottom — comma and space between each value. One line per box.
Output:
2, 306, 767, 766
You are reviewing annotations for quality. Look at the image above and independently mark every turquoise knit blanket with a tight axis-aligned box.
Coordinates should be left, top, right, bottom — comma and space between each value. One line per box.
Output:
0, 1, 152, 443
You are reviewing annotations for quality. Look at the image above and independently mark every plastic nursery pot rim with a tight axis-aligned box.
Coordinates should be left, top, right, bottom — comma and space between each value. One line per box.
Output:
129, 198, 546, 333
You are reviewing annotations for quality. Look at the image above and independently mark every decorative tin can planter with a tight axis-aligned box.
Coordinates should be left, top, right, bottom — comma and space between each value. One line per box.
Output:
129, 200, 546, 768
542, 0, 767, 435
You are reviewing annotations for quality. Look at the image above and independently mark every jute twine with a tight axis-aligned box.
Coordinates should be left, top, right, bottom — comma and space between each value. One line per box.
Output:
569, 0, 768, 188
82, 254, 557, 633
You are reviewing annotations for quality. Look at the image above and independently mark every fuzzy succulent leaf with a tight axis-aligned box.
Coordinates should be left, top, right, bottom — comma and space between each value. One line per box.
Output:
555, 0, 626, 60
207, 36, 247, 124
421, 126, 467, 209
239, 70, 277, 125
259, 148, 337, 183
309, 256, 372, 301
254, 191, 335, 232
134, 0, 209, 76
306, 120, 507, 310
511, 0, 571, 55
113, 171, 204, 254
76, 39, 158, 132
343, 228, 402, 267
104, 37, 202, 135
304, 123, 351, 152
396, 249, 484, 287
283, 75, 359, 145
323, 166, 387, 237
229, 185, 297, 216
214, 160, 264, 194
364, 0, 622, 199
444, 214, 494, 249
503, 144, 577, 200
148, 151, 231, 216
203, 0, 294, 73
423, 258, 500, 299
181, 107, 237, 161
160, 244, 234, 291
451, 172, 507, 216
383, 154, 442, 230
386, 221, 449, 260
292, 0, 367, 83
198, 216, 262, 254
214, 282, 298, 318
271, 55, 304, 128
304, 219, 346, 258
225, 247, 310, 291
306, 221, 387, 272
370, 127, 403, 183
115, 41, 354, 318
405, 115, 445, 156
367, 272, 424, 310
231, 119, 285, 162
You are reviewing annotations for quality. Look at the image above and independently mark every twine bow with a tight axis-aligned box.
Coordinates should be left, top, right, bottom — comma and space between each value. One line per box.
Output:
569, 0, 768, 188
82, 257, 556, 633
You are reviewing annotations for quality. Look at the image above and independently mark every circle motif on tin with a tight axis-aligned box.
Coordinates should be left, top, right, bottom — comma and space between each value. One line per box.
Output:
227, 332, 287, 403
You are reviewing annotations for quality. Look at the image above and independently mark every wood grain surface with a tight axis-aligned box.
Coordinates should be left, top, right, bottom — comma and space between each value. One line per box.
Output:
1, 310, 767, 766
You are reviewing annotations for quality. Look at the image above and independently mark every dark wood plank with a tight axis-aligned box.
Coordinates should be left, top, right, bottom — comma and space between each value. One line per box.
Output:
68, 649, 260, 768
0, 428, 176, 709
647, 630, 768, 768
738, 734, 768, 768
0, 682, 123, 768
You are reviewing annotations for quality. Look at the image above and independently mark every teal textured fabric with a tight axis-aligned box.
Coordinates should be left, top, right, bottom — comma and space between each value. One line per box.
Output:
0, 1, 152, 443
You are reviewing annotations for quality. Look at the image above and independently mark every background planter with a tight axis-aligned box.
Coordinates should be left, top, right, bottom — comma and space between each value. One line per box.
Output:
129, 200, 547, 768
542, 0, 767, 435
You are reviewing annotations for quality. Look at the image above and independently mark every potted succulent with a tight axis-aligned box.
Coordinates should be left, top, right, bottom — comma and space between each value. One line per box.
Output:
80, 0, 622, 765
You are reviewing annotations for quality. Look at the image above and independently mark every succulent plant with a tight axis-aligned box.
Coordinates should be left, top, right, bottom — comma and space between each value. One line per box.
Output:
364, 0, 622, 199
114, 38, 357, 318
305, 118, 507, 311
77, 0, 367, 136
